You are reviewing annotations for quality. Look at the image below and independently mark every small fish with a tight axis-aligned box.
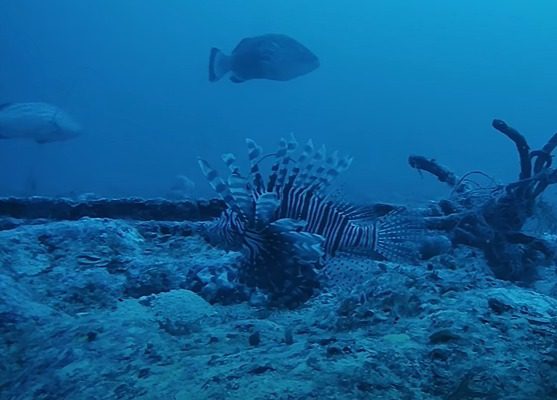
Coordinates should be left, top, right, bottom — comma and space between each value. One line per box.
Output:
0, 102, 81, 144
209, 34, 319, 83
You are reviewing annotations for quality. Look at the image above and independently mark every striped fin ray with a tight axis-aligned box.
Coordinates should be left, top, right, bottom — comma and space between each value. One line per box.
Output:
318, 154, 354, 191
198, 158, 243, 215
373, 209, 424, 261
239, 217, 324, 304
336, 155, 354, 173
246, 138, 265, 193
298, 144, 325, 188
289, 139, 314, 187
267, 137, 288, 192
307, 145, 328, 187
221, 153, 242, 175
266, 219, 325, 264
314, 150, 339, 190
275, 133, 298, 192
241, 229, 266, 264
280, 231, 325, 263
254, 192, 279, 230
268, 218, 307, 233
199, 209, 245, 251
227, 173, 254, 220
221, 152, 254, 218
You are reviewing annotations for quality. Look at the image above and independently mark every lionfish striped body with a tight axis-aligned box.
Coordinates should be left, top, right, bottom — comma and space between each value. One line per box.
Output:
198, 135, 421, 305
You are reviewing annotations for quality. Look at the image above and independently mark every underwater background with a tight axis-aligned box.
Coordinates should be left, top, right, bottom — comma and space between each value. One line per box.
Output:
4, 2, 557, 400
1, 0, 556, 202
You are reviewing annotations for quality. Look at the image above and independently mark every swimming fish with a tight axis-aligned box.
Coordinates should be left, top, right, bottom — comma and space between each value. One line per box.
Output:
209, 34, 320, 83
0, 102, 82, 144
197, 135, 423, 303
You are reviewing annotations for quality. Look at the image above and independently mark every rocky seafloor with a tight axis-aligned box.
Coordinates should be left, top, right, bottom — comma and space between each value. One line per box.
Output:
2, 214, 557, 399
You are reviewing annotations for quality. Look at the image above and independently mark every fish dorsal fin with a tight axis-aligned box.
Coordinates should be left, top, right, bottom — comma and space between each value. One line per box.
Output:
198, 158, 244, 216
221, 153, 242, 176
227, 173, 254, 220
337, 155, 354, 174
314, 150, 339, 190
275, 133, 298, 192
337, 202, 384, 223
254, 192, 279, 230
316, 153, 353, 192
266, 137, 288, 192
303, 145, 326, 189
246, 138, 266, 194
220, 152, 254, 219
290, 139, 313, 186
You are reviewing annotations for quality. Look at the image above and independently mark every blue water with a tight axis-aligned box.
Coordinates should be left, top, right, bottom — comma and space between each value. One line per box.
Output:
1, 1, 556, 202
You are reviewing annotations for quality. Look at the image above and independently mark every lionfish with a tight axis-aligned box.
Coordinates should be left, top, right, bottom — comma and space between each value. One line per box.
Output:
197, 135, 421, 305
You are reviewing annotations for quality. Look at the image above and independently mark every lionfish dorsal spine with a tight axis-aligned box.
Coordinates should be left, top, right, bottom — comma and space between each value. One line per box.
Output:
198, 158, 244, 216
314, 150, 339, 190
226, 173, 254, 220
267, 137, 288, 192
291, 139, 314, 186
296, 140, 320, 187
221, 153, 241, 175
254, 192, 279, 230
275, 133, 298, 192
304, 145, 327, 188
245, 138, 265, 194
220, 152, 255, 219
317, 153, 354, 192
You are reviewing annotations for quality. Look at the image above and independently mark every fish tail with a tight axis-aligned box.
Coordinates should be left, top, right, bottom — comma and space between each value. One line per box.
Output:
373, 209, 424, 261
209, 48, 230, 82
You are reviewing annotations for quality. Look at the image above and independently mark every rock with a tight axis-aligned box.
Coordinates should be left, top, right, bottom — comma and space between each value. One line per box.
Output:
147, 290, 216, 336
2, 216, 557, 399
429, 329, 461, 344
248, 331, 261, 346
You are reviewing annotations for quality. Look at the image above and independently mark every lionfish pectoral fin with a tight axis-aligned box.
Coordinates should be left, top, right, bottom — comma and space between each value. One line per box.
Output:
263, 227, 324, 266
374, 209, 425, 261
268, 218, 308, 233
283, 231, 325, 263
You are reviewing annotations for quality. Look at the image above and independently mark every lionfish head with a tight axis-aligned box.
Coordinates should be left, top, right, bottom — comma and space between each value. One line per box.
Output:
197, 209, 246, 252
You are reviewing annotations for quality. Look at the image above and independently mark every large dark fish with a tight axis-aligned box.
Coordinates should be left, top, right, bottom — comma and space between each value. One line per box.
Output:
0, 102, 81, 144
209, 34, 319, 83
197, 135, 422, 303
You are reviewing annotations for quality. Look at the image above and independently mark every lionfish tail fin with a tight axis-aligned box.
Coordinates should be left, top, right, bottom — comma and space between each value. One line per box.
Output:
374, 208, 424, 261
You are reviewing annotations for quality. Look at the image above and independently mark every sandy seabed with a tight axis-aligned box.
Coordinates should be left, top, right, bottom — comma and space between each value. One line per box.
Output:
2, 217, 557, 400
